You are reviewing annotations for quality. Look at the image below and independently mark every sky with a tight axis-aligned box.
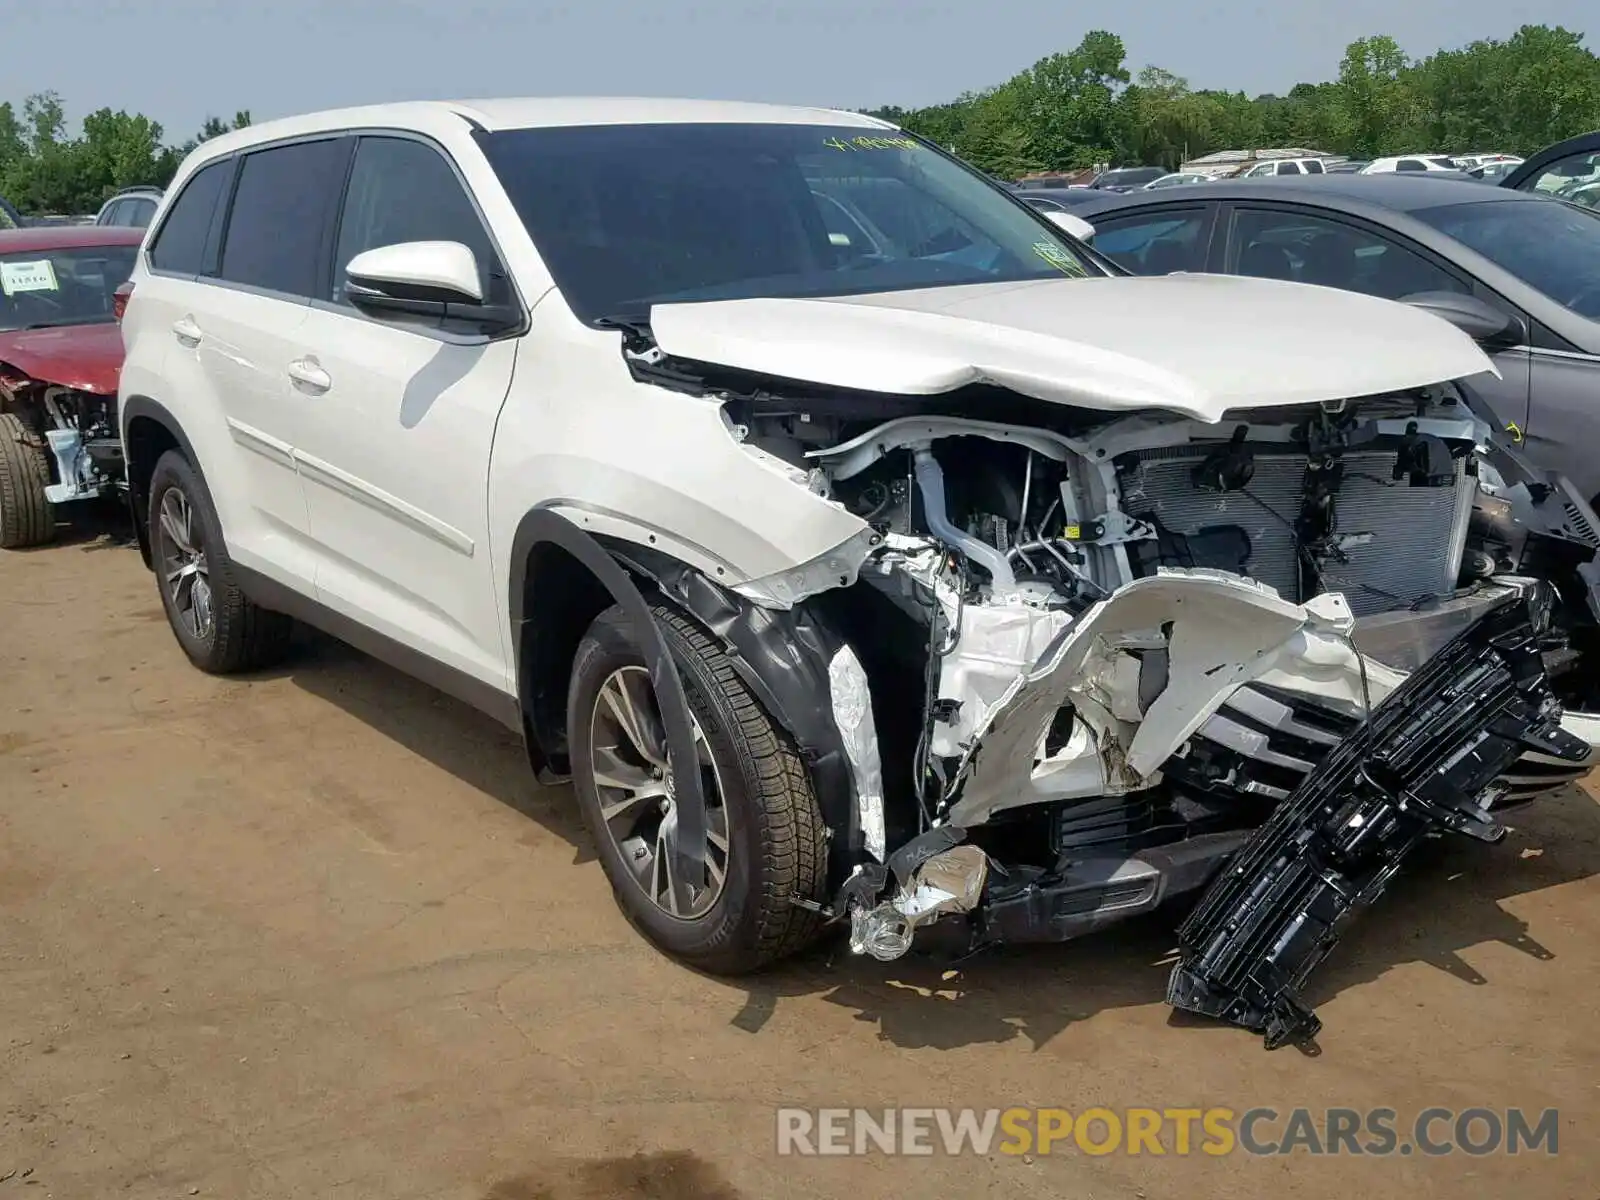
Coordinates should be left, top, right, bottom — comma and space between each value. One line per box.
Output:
5, 0, 1595, 141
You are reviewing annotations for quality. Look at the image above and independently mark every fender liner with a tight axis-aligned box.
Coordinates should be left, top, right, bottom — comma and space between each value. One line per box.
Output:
509, 509, 707, 884
120, 395, 207, 572
604, 541, 863, 886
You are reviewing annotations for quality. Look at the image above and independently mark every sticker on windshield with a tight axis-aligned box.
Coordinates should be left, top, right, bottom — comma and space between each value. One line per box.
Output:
824, 135, 919, 153
1032, 242, 1085, 276
0, 259, 59, 296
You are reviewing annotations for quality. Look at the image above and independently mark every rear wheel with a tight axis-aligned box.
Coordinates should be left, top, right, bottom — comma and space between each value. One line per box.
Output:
148, 449, 293, 673
568, 602, 829, 974
0, 412, 55, 549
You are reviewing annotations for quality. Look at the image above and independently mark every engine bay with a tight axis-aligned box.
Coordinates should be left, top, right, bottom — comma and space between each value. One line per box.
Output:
712, 378, 1600, 846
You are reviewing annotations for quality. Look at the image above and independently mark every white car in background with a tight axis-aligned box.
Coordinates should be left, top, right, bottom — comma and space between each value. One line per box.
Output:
115, 98, 1596, 1049
1360, 155, 1460, 174
1232, 157, 1330, 177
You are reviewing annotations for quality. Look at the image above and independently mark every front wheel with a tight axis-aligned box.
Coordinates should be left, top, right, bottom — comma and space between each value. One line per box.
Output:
567, 602, 829, 974
0, 412, 55, 549
148, 449, 293, 673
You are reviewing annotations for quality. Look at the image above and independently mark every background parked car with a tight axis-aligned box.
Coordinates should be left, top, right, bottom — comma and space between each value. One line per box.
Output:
1070, 175, 1600, 508
1325, 159, 1370, 174
0, 226, 141, 546
1012, 187, 1107, 212
1088, 166, 1166, 191
1361, 155, 1460, 173
1232, 157, 1329, 177
94, 186, 163, 229
1468, 161, 1521, 182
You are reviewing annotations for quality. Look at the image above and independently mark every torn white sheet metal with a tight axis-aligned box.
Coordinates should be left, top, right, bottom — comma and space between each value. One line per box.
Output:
649, 274, 1497, 425
947, 569, 1360, 827
932, 601, 1075, 759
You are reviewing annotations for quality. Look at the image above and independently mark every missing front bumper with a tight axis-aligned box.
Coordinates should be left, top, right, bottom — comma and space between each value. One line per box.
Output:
835, 595, 1586, 1047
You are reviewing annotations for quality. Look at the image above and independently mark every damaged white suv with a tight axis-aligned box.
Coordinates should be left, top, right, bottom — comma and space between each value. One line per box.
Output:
119, 100, 1600, 1047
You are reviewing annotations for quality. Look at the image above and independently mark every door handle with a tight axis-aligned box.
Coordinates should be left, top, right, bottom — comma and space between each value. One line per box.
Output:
287, 357, 332, 394
171, 316, 203, 346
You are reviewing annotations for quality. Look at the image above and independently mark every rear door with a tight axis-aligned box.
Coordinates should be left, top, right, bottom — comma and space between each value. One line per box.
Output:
1217, 201, 1533, 439
287, 132, 521, 691
190, 136, 352, 588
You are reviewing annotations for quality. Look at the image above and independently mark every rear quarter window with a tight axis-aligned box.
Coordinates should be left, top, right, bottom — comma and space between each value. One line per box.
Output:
149, 161, 231, 275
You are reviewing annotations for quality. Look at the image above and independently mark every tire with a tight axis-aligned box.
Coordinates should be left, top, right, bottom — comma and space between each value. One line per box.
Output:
148, 448, 293, 673
0, 411, 55, 549
568, 602, 829, 974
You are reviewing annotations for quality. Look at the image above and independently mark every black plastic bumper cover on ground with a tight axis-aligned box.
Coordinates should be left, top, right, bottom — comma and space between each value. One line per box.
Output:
1166, 595, 1589, 1049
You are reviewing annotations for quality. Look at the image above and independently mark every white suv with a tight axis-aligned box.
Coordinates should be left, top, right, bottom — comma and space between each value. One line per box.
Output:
117, 99, 1599, 1039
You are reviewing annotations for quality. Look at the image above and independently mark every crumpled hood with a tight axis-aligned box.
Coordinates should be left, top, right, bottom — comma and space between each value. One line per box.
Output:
648, 274, 1498, 423
0, 323, 124, 396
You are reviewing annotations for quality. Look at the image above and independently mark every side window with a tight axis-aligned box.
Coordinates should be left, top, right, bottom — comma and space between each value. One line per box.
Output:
1523, 152, 1600, 198
1395, 159, 1426, 172
332, 136, 498, 306
149, 161, 231, 275
1277, 162, 1303, 175
1305, 160, 1325, 174
129, 198, 157, 230
1091, 208, 1211, 274
100, 200, 127, 226
218, 138, 350, 298
1229, 208, 1469, 299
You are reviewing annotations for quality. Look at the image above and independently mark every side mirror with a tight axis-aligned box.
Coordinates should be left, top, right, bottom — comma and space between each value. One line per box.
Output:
1401, 291, 1526, 350
1045, 210, 1095, 242
346, 240, 484, 306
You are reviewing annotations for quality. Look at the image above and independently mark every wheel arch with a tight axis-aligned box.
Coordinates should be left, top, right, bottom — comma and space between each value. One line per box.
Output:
508, 509, 866, 887
121, 395, 207, 571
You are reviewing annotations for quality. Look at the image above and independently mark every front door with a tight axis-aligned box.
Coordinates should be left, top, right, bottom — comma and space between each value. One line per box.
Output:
289, 133, 520, 692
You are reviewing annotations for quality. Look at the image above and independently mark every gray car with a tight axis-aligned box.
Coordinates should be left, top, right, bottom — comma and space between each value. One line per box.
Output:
1071, 175, 1600, 507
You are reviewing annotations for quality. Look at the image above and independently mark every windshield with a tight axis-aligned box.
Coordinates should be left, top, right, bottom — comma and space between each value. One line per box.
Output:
477, 123, 1094, 324
1415, 199, 1600, 319
0, 244, 137, 332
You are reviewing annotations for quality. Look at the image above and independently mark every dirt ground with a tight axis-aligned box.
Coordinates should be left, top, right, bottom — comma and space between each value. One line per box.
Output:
2, 514, 1597, 1200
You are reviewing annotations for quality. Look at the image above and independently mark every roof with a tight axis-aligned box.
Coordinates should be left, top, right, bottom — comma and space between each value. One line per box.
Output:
0, 225, 145, 252
1071, 173, 1549, 218
189, 97, 894, 160
1184, 147, 1333, 164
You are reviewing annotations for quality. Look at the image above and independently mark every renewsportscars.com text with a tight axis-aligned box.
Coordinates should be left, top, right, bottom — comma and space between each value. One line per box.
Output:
775, 1106, 1560, 1157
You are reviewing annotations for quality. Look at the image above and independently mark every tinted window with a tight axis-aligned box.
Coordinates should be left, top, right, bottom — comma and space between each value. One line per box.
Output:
1229, 208, 1468, 299
1304, 160, 1324, 174
1, 244, 138, 332
478, 123, 1095, 325
1396, 159, 1426, 172
1091, 209, 1210, 273
1523, 152, 1600, 199
219, 138, 349, 297
149, 160, 230, 274
332, 136, 497, 306
101, 200, 129, 226
1277, 162, 1303, 175
1415, 198, 1600, 318
128, 198, 158, 229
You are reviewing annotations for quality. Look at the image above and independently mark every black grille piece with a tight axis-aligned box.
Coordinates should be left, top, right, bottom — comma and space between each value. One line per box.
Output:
1166, 596, 1588, 1050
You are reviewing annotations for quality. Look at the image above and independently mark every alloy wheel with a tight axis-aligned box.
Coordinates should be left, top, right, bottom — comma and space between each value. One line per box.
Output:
588, 665, 731, 919
156, 486, 214, 642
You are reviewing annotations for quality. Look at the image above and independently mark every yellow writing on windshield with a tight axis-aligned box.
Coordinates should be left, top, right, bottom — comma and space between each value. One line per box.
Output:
824, 135, 920, 152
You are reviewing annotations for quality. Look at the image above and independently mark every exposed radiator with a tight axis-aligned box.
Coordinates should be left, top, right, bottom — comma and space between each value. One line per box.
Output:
1123, 446, 1476, 617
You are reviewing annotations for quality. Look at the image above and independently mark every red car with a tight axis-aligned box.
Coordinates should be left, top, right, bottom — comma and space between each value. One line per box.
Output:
0, 225, 141, 547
